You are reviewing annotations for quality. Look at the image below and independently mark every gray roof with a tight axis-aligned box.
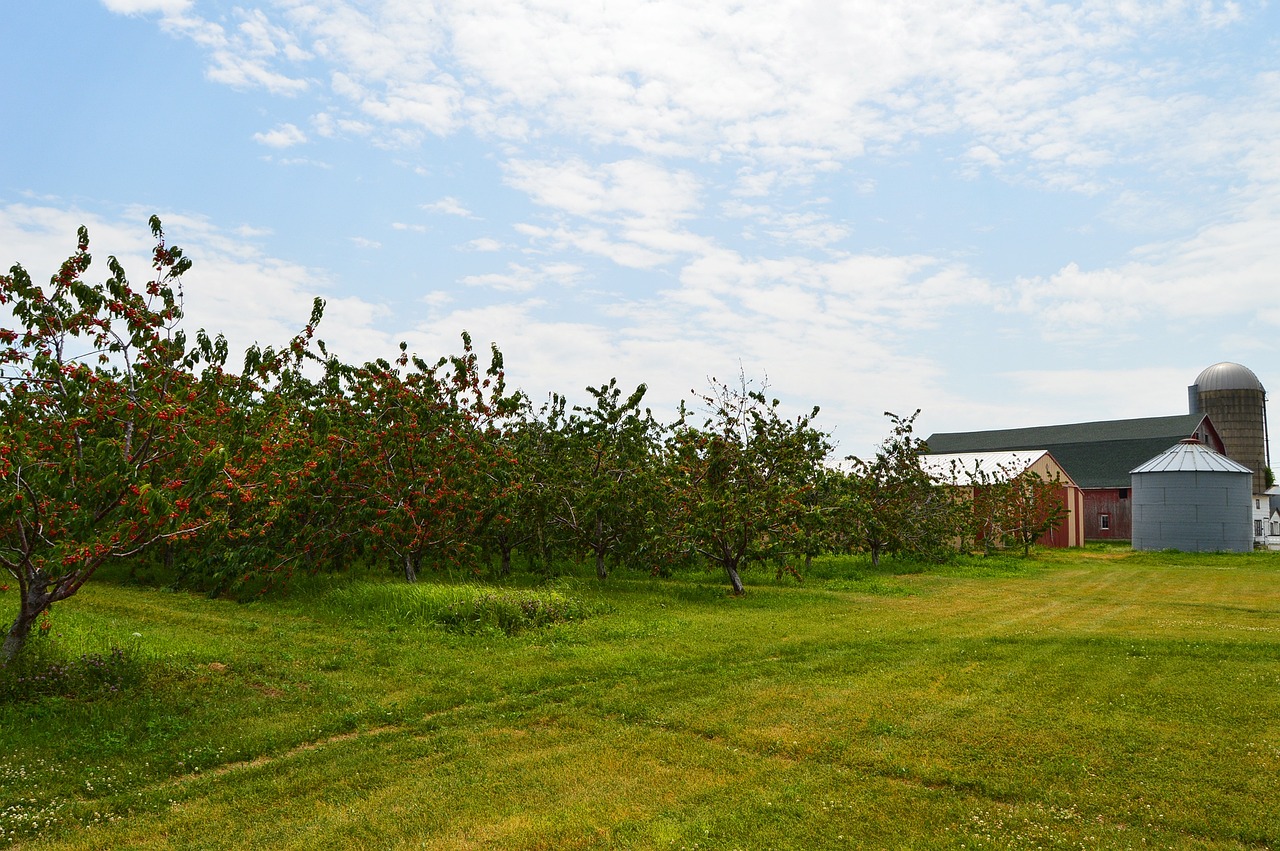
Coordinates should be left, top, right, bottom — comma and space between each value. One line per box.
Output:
925, 414, 1214, 489
1193, 362, 1265, 392
1131, 440, 1253, 475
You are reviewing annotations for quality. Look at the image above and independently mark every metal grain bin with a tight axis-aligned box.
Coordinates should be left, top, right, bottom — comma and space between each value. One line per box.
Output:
1130, 439, 1254, 552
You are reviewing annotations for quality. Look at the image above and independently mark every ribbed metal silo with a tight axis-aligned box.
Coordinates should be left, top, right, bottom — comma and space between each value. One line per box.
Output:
1188, 362, 1269, 495
1131, 439, 1254, 552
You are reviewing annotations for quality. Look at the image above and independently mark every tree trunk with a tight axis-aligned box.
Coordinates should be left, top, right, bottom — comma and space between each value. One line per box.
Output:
500, 546, 512, 577
724, 562, 745, 596
403, 552, 418, 583
2, 587, 48, 663
804, 552, 813, 570
593, 517, 608, 580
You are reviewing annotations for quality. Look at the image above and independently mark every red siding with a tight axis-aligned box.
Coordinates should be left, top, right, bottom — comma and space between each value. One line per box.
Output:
1036, 486, 1078, 548
1084, 488, 1132, 539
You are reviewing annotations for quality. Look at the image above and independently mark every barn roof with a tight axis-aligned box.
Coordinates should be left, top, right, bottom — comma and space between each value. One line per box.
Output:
925, 414, 1215, 489
921, 450, 1077, 487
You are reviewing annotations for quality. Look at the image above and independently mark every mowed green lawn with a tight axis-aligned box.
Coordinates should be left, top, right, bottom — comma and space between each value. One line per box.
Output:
3, 550, 1279, 849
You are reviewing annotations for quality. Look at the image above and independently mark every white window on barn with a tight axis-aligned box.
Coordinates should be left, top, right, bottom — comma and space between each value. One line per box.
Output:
1100, 514, 1110, 531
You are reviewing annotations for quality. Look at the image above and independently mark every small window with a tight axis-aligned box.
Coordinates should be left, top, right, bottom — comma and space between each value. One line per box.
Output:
1118, 488, 1129, 500
1100, 514, 1110, 531
1256, 499, 1262, 510
1272, 520, 1280, 536
1255, 519, 1264, 537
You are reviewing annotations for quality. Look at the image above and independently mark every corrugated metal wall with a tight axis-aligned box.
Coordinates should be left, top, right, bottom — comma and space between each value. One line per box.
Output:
1131, 470, 1253, 552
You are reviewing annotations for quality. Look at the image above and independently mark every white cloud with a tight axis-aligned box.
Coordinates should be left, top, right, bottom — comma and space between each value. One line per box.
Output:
421, 196, 474, 217
762, 212, 850, 250
120, 0, 1280, 196
144, 7, 310, 96
515, 223, 674, 270
460, 261, 583, 292
505, 158, 701, 223
274, 157, 332, 168
253, 122, 307, 148
1012, 192, 1280, 338
100, 0, 191, 14
733, 169, 778, 197
312, 112, 373, 138
502, 158, 706, 269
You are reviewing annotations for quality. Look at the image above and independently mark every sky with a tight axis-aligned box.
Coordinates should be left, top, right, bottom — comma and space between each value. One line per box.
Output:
3, 0, 1279, 459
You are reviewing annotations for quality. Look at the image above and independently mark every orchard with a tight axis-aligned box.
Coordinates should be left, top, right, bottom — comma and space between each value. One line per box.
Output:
1, 220, 1058, 662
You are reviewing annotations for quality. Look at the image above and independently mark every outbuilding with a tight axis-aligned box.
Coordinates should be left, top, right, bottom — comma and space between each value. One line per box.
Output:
1130, 439, 1254, 553
921, 449, 1084, 548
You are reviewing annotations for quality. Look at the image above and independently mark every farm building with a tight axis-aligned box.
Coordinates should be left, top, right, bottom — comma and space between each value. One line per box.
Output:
1266, 505, 1280, 551
920, 449, 1085, 548
925, 414, 1223, 540
1130, 439, 1254, 553
925, 362, 1271, 544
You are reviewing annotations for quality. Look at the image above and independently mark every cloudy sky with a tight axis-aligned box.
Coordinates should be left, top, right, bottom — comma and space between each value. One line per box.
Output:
4, 0, 1278, 456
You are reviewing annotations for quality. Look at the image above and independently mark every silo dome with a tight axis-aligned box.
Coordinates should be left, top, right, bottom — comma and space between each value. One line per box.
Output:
1193, 362, 1265, 393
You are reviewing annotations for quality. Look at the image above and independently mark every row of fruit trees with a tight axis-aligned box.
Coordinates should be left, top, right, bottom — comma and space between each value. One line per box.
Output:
1, 221, 1066, 661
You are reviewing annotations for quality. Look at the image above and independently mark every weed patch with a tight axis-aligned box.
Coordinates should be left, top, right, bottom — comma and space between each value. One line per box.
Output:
435, 588, 600, 635
0, 644, 145, 705
313, 582, 605, 635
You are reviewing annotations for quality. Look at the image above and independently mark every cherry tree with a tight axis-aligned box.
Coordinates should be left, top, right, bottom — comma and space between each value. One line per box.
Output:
1, 219, 225, 660
666, 377, 829, 595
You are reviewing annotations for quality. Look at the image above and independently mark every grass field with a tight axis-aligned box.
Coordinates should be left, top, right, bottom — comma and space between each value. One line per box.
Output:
3, 548, 1279, 849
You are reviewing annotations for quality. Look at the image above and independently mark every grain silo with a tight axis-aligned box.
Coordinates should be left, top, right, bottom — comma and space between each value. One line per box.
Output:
1130, 439, 1254, 552
1188, 362, 1269, 495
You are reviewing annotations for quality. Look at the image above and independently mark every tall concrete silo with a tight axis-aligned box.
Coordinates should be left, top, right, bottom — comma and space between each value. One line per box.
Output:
1131, 439, 1254, 552
1188, 362, 1270, 494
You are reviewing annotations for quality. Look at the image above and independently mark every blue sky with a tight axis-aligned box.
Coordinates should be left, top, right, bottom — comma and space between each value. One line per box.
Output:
3, 0, 1279, 457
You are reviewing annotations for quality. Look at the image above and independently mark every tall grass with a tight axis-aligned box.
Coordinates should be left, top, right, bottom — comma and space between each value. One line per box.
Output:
304, 581, 606, 634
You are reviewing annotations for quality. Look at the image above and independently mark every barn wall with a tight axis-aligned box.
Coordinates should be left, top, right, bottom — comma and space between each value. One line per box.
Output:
1035, 486, 1078, 548
1084, 488, 1132, 540
967, 483, 1082, 549
1025, 455, 1083, 548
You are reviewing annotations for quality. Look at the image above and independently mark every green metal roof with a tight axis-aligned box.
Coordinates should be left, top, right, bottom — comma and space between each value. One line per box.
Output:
924, 414, 1212, 489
